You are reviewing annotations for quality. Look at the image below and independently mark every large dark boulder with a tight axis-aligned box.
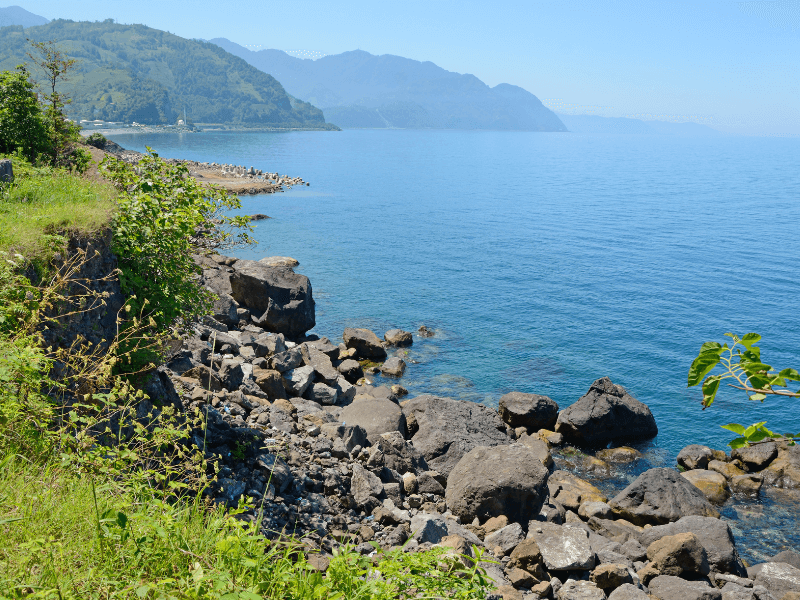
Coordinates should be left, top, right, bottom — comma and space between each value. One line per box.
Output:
498, 392, 559, 431
445, 443, 549, 524
342, 327, 387, 360
639, 516, 746, 576
555, 377, 658, 446
339, 397, 407, 444
229, 260, 315, 338
608, 468, 720, 526
402, 394, 510, 476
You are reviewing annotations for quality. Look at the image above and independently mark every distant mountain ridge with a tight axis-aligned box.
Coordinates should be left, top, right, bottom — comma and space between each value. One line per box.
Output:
0, 20, 336, 128
0, 5, 48, 27
210, 38, 566, 132
557, 114, 721, 136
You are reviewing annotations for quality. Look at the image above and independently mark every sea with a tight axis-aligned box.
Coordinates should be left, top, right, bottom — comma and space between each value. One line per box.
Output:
109, 129, 800, 560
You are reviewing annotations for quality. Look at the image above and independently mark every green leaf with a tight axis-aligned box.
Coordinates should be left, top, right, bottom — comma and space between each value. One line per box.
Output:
749, 393, 766, 402
721, 423, 747, 436
778, 368, 800, 382
702, 377, 721, 406
135, 586, 150, 598
688, 354, 721, 387
698, 341, 723, 354
729, 437, 748, 449
740, 333, 761, 349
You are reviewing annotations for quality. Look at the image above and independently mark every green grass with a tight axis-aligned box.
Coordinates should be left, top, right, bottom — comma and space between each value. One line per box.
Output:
0, 155, 115, 262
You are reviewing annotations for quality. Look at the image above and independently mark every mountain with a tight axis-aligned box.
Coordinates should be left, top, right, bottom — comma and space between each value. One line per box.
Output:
0, 20, 337, 128
210, 38, 566, 132
557, 114, 721, 136
0, 5, 48, 27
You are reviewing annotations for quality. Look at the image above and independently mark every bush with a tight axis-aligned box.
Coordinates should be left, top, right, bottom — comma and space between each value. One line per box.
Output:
0, 67, 49, 162
85, 132, 106, 148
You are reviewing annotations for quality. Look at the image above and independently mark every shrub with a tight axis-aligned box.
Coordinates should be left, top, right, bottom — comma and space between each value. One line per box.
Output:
85, 132, 106, 148
0, 67, 49, 162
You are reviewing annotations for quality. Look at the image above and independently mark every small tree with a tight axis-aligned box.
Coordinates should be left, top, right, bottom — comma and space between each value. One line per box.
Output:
26, 39, 89, 171
0, 66, 49, 161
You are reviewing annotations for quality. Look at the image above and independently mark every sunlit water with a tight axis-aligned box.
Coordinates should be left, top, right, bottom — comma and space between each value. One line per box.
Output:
110, 129, 800, 560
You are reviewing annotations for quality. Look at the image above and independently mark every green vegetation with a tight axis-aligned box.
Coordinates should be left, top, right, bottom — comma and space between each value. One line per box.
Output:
0, 67, 49, 160
85, 131, 106, 147
688, 332, 800, 448
0, 155, 115, 262
0, 21, 338, 128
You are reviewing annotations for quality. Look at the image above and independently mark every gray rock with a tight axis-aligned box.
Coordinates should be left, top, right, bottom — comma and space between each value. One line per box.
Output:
753, 563, 800, 599
485, 522, 525, 555
258, 256, 299, 267
269, 404, 297, 434
270, 347, 304, 372
608, 468, 720, 526
385, 329, 413, 347
528, 523, 595, 571
416, 471, 445, 495
282, 365, 315, 396
732, 443, 779, 472
380, 356, 406, 377
445, 443, 549, 524
351, 463, 384, 507
639, 515, 745, 576
410, 513, 448, 544
339, 398, 407, 444
0, 158, 13, 182
252, 332, 286, 357
217, 359, 245, 391
211, 292, 239, 326
498, 392, 559, 431
557, 579, 607, 600
579, 501, 613, 520
517, 434, 554, 468
555, 377, 658, 447
337, 359, 364, 383
403, 394, 510, 476
343, 327, 387, 360
769, 551, 800, 570
620, 539, 648, 562
229, 260, 315, 337
304, 381, 338, 405
302, 346, 341, 384
372, 431, 428, 474
607, 583, 649, 600
677, 445, 714, 471
648, 575, 721, 600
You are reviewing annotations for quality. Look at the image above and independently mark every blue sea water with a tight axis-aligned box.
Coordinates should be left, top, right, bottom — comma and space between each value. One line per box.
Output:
110, 129, 800, 558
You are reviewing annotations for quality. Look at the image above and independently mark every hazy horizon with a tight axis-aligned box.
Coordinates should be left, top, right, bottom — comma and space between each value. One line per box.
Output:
7, 0, 800, 136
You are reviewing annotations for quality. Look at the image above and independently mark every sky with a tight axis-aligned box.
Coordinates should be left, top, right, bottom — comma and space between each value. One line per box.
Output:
12, 0, 800, 135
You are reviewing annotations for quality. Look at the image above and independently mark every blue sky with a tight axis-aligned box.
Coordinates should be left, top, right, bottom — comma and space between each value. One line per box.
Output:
15, 0, 800, 135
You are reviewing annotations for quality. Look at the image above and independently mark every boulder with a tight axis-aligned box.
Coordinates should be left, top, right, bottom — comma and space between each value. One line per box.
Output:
251, 367, 287, 400
759, 444, 800, 489
498, 392, 559, 431
402, 394, 510, 476
302, 346, 341, 384
229, 260, 315, 337
258, 256, 299, 267
681, 470, 730, 504
380, 356, 406, 377
485, 522, 525, 556
252, 332, 287, 357
730, 474, 763, 496
677, 445, 715, 471
410, 513, 448, 544
508, 537, 543, 572
528, 523, 595, 571
517, 434, 554, 469
639, 516, 745, 576
211, 292, 239, 326
645, 532, 710, 579
607, 584, 649, 600
708, 460, 746, 480
608, 468, 720, 525
282, 365, 315, 396
304, 382, 338, 405
343, 328, 387, 360
732, 443, 779, 472
350, 463, 384, 507
416, 470, 445, 495
557, 580, 607, 600
579, 501, 614, 520
0, 158, 13, 182
586, 517, 642, 544
548, 470, 608, 513
372, 431, 428, 474
445, 444, 549, 524
769, 551, 800, 570
591, 563, 633, 590
596, 447, 642, 463
270, 347, 304, 372
384, 329, 413, 347
753, 563, 800, 599
339, 397, 407, 444
217, 360, 245, 391
648, 575, 721, 600
555, 377, 658, 447
337, 359, 364, 383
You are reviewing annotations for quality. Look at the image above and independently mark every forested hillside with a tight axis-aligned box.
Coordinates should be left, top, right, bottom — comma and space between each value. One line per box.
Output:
0, 20, 337, 128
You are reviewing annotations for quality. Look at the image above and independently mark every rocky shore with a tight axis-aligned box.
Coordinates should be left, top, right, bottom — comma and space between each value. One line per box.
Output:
142, 253, 800, 600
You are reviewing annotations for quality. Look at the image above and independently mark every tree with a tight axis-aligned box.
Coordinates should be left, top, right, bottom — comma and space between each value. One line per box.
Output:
688, 332, 800, 448
26, 39, 89, 171
0, 66, 49, 161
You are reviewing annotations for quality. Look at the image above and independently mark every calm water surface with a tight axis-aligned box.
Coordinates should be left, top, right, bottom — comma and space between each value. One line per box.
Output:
110, 129, 800, 560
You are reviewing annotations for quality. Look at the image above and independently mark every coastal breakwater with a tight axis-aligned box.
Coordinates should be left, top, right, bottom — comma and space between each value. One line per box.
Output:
138, 251, 800, 600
